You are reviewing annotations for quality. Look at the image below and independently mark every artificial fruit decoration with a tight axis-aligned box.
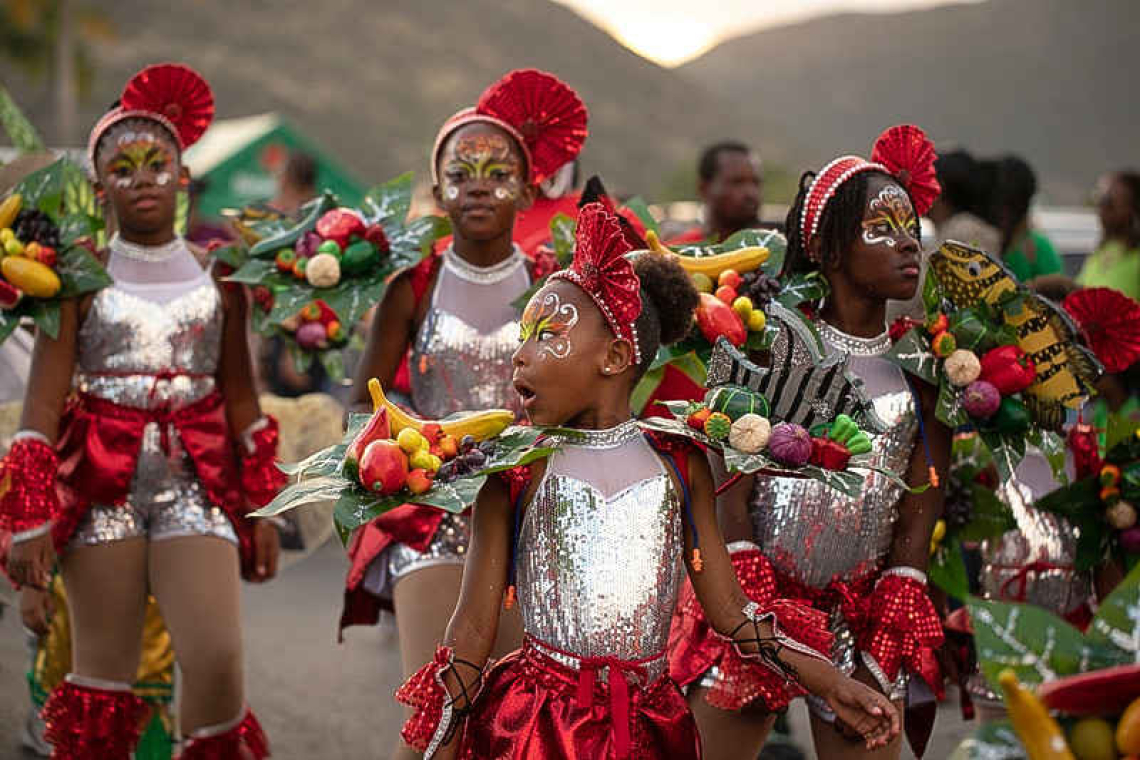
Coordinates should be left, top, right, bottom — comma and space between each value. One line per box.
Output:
980, 345, 1037, 396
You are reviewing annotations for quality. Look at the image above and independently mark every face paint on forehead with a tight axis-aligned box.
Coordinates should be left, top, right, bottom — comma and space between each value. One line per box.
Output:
103, 130, 177, 189
861, 184, 918, 248
520, 290, 579, 360
440, 131, 523, 201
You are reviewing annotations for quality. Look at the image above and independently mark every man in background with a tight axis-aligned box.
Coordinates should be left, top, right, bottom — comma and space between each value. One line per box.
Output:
670, 140, 764, 244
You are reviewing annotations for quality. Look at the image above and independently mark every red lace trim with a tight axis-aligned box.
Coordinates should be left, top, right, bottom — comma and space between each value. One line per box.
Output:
396, 645, 453, 752
41, 680, 148, 760
0, 437, 60, 533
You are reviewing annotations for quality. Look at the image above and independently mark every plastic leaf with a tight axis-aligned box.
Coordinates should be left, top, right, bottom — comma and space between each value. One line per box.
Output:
360, 172, 413, 226
0, 84, 45, 152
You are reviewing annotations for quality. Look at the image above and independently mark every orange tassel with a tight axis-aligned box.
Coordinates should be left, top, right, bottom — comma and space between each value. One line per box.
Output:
504, 585, 516, 609
691, 548, 703, 573
928, 465, 940, 489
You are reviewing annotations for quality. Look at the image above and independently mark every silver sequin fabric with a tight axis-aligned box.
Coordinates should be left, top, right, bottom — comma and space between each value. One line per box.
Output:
981, 449, 1090, 615
77, 279, 221, 409
69, 277, 232, 547
750, 326, 917, 588
70, 421, 236, 547
517, 426, 683, 682
409, 252, 528, 420
386, 512, 470, 581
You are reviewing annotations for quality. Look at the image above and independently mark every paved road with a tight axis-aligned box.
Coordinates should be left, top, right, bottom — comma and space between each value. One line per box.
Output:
0, 541, 975, 759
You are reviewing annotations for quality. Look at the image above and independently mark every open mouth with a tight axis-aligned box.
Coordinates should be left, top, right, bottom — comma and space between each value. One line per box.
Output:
514, 379, 537, 408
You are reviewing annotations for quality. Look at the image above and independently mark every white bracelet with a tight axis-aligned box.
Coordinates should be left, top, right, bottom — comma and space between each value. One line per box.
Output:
12, 521, 52, 544
238, 417, 270, 455
13, 430, 52, 447
881, 566, 927, 585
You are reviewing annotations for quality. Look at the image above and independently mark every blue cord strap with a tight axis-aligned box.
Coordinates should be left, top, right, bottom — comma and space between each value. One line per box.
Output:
645, 433, 702, 571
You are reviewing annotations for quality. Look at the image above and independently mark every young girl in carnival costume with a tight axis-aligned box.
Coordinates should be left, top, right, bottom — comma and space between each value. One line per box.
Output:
394, 203, 901, 759
343, 69, 587, 756
0, 64, 284, 759
670, 126, 951, 760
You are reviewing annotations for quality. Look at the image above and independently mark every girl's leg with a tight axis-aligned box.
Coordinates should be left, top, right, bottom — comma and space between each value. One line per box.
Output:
148, 534, 266, 759
51, 539, 150, 758
687, 686, 777, 760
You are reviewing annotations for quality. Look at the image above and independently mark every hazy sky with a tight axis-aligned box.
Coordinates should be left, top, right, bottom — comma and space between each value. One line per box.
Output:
552, 0, 985, 66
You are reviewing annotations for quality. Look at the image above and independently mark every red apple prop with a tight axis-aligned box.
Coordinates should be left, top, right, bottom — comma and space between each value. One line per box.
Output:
359, 439, 409, 495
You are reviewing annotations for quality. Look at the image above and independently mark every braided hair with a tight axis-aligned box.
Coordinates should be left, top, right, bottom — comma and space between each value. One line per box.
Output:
784, 168, 920, 277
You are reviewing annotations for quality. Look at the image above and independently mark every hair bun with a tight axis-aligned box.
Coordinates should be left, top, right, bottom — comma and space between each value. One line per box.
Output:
633, 253, 698, 346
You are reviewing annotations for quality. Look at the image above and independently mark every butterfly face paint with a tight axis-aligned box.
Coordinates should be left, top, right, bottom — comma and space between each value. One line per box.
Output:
440, 132, 523, 202
861, 183, 918, 248
103, 130, 176, 189
520, 290, 579, 360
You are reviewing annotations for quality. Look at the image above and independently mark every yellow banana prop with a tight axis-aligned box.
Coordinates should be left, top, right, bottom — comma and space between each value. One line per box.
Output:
0, 193, 21, 230
367, 378, 514, 442
998, 670, 1075, 760
645, 230, 768, 279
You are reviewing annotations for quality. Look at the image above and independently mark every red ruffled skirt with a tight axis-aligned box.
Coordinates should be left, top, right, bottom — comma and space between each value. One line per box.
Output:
669, 546, 835, 712
462, 640, 700, 760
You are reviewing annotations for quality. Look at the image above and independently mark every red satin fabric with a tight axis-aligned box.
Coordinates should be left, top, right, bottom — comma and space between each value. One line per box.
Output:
669, 548, 833, 711
640, 365, 706, 421
462, 641, 700, 760
51, 391, 256, 576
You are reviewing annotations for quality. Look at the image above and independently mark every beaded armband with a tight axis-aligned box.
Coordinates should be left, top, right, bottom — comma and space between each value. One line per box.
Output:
859, 568, 943, 686
0, 432, 60, 535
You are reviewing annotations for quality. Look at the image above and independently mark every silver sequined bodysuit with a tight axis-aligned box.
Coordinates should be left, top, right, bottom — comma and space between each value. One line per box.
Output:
518, 422, 685, 682
373, 248, 530, 593
409, 248, 528, 419
982, 448, 1089, 615
70, 236, 236, 548
749, 321, 916, 704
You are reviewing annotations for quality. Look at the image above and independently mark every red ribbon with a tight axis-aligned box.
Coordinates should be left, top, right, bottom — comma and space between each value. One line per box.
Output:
530, 636, 660, 759
997, 560, 1072, 602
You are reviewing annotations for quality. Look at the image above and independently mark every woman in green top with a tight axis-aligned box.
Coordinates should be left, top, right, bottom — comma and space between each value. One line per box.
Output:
1078, 171, 1140, 302
991, 155, 1064, 283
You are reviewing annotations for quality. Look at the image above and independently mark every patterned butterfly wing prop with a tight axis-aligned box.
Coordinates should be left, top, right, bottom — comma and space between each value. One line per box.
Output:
705, 302, 886, 434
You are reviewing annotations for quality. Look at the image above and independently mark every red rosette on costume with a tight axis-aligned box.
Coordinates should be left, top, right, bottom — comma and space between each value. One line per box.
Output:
477, 69, 588, 184
396, 646, 455, 753
870, 124, 941, 216
1062, 287, 1140, 374
121, 63, 215, 149
668, 545, 833, 712
857, 573, 944, 691
549, 202, 641, 361
42, 679, 149, 760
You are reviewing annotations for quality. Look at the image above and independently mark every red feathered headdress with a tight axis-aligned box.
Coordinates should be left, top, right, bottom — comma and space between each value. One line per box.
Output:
799, 124, 939, 248
431, 69, 588, 185
88, 63, 214, 170
549, 202, 642, 363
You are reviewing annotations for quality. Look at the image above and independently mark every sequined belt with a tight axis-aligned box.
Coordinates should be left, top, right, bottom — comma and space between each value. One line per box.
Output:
525, 635, 666, 759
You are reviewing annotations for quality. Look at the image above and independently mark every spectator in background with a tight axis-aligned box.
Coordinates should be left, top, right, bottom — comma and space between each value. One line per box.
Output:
258, 150, 328, 396
889, 149, 1001, 321
927, 149, 1001, 254
990, 155, 1062, 283
1079, 171, 1140, 302
185, 177, 233, 246
267, 150, 318, 216
670, 140, 764, 244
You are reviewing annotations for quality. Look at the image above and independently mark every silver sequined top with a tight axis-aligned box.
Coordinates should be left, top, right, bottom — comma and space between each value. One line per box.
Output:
77, 273, 222, 410
750, 322, 917, 588
981, 449, 1090, 615
409, 248, 528, 418
517, 421, 684, 680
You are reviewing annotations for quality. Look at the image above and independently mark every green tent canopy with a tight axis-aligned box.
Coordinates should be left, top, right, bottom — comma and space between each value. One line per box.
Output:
183, 113, 363, 219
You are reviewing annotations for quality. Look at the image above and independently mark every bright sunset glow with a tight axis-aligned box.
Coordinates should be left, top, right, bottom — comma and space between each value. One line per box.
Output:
553, 0, 985, 67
